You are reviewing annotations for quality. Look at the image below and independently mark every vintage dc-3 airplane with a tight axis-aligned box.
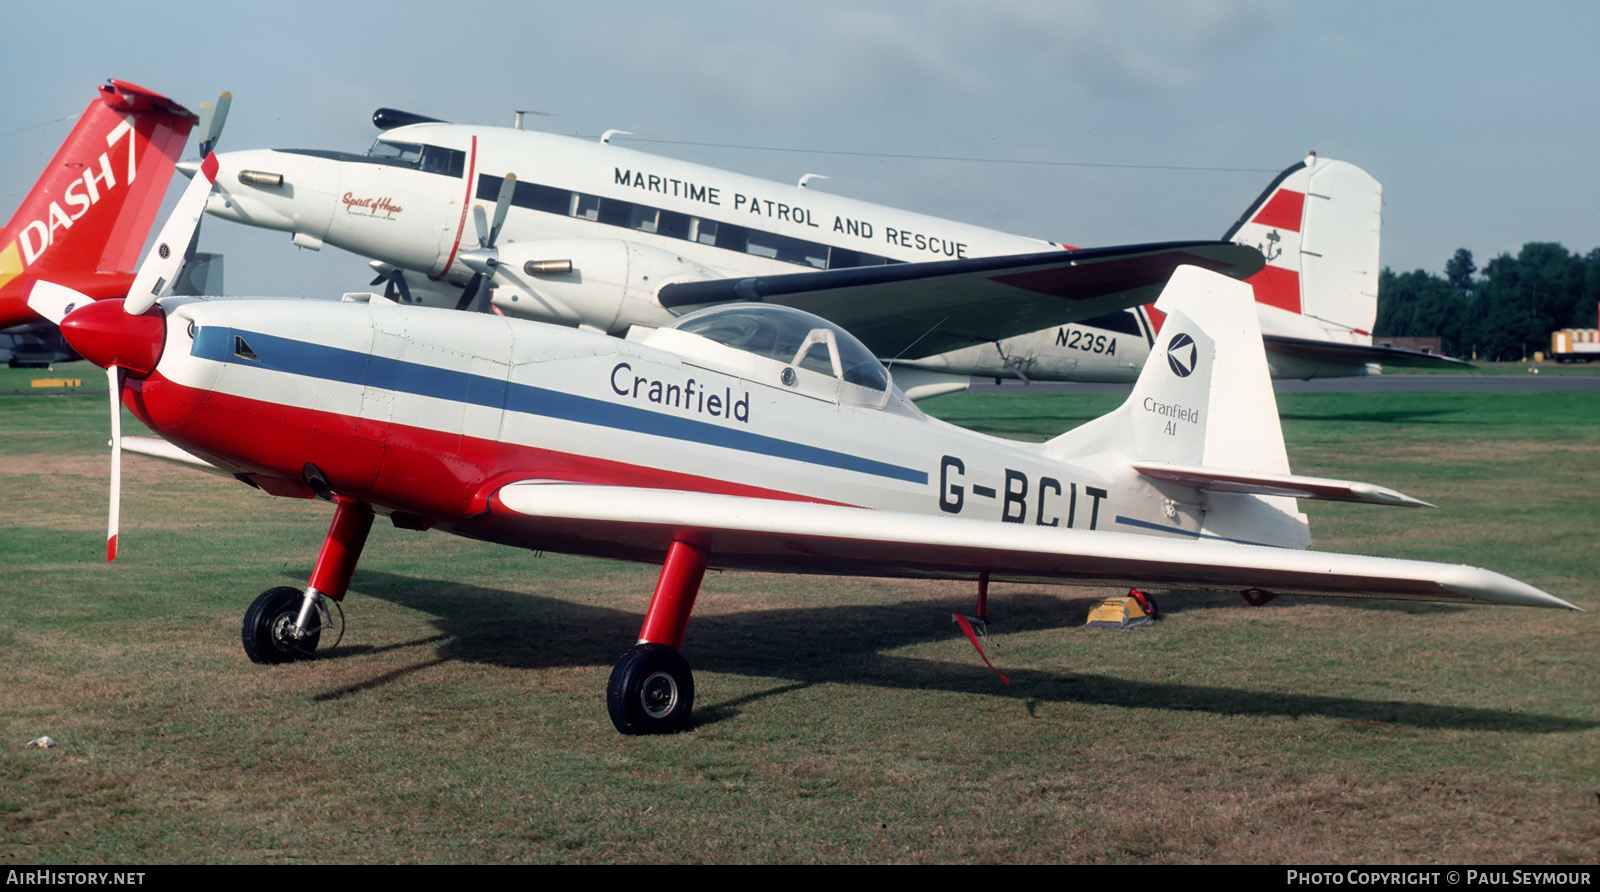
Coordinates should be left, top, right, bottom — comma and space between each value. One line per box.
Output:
196, 107, 1461, 393
0, 80, 228, 366
28, 157, 1574, 735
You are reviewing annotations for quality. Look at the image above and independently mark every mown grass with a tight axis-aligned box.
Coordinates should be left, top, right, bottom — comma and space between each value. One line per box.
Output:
1, 372, 1596, 864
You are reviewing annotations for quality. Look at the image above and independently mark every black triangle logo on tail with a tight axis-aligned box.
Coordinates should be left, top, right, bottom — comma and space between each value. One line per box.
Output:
1166, 332, 1197, 377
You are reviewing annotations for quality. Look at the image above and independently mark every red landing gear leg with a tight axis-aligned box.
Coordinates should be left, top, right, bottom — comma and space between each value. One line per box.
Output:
241, 497, 373, 665
608, 537, 707, 735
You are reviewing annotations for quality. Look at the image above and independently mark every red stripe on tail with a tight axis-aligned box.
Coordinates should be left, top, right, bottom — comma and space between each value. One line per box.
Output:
1247, 266, 1302, 315
1251, 189, 1305, 233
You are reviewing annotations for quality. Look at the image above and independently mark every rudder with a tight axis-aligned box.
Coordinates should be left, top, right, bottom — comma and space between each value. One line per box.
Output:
1224, 153, 1382, 344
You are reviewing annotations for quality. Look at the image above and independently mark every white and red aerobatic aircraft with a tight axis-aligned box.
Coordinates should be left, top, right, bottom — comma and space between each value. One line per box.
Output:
29, 160, 1575, 735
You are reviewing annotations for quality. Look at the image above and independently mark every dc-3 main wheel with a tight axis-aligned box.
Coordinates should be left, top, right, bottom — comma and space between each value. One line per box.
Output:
241, 586, 321, 664
607, 643, 694, 735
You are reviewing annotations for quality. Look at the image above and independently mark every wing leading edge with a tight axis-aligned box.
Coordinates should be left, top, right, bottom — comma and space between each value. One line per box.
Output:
491, 482, 1576, 610
657, 241, 1263, 359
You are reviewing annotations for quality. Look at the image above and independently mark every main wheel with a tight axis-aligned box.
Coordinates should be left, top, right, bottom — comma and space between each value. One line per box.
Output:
607, 643, 694, 735
242, 586, 321, 664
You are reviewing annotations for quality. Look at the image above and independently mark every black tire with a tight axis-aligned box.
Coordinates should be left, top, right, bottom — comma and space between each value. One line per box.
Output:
607, 643, 694, 735
242, 586, 320, 664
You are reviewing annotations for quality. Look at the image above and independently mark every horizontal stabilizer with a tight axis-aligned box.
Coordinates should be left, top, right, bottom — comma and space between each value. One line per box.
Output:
492, 482, 1576, 610
658, 241, 1263, 359
1133, 462, 1434, 507
1264, 334, 1473, 371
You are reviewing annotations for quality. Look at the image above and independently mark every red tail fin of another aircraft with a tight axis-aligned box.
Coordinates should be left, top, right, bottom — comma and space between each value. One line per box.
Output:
0, 80, 197, 330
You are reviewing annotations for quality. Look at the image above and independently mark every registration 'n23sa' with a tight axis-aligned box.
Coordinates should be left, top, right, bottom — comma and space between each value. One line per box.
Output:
1055, 327, 1116, 355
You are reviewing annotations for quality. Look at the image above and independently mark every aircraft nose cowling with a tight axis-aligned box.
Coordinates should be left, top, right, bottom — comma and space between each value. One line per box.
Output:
205, 149, 338, 237
59, 299, 165, 377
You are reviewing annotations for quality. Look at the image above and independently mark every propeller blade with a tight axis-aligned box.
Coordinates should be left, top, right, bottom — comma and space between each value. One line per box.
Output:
106, 365, 124, 562
24, 280, 90, 325
126, 153, 219, 315
183, 92, 229, 269
488, 173, 516, 246
386, 268, 412, 303
195, 104, 215, 151
471, 204, 489, 249
455, 273, 484, 312
197, 91, 231, 156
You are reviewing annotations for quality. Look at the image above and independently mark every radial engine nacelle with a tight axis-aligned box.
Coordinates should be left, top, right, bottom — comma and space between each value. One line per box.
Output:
478, 238, 721, 332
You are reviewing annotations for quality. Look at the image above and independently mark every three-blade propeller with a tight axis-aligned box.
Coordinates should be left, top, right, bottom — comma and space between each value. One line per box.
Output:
455, 173, 517, 313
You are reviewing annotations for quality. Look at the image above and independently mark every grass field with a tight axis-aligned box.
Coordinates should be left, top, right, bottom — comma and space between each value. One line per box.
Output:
2, 367, 1596, 864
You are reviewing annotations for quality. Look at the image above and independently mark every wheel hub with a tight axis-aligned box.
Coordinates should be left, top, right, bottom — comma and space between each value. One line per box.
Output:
639, 671, 679, 719
269, 611, 308, 652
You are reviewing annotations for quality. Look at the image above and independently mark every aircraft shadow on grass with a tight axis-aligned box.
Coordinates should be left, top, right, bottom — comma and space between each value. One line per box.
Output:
309, 569, 1592, 735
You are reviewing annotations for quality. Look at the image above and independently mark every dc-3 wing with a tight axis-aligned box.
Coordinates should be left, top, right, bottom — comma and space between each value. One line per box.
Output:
656, 241, 1263, 359
491, 482, 1575, 610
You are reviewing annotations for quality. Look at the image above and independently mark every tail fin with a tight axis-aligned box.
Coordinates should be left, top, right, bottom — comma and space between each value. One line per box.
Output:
0, 80, 197, 329
1222, 153, 1382, 344
1047, 266, 1310, 548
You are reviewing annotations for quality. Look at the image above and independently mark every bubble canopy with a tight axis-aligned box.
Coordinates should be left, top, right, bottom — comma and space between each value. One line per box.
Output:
660, 303, 892, 394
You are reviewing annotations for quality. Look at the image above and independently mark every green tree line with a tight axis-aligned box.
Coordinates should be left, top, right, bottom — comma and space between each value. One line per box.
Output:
1375, 244, 1600, 360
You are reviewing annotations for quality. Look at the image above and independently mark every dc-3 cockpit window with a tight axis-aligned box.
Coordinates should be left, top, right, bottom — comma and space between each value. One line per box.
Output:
367, 140, 466, 177
660, 303, 895, 408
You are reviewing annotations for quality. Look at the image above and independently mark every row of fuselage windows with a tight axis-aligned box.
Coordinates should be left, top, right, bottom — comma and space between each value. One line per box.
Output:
472, 173, 902, 271
367, 139, 896, 269
364, 142, 1142, 337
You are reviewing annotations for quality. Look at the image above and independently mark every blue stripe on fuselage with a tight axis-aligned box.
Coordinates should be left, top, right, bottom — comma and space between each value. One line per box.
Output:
1113, 514, 1277, 548
191, 326, 927, 484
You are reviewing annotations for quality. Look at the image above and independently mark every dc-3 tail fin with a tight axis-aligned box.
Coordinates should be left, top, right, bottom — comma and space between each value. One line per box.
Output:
1046, 265, 1430, 550
1223, 153, 1383, 342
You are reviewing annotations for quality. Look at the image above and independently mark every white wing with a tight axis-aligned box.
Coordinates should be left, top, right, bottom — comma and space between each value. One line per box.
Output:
492, 482, 1576, 610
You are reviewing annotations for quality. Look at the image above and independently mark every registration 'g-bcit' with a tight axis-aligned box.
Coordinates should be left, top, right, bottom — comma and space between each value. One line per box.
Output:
30, 161, 1572, 735
199, 108, 1462, 395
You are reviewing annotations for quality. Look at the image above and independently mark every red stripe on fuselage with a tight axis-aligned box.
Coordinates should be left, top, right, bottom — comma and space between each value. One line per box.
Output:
128, 372, 844, 527
440, 135, 478, 276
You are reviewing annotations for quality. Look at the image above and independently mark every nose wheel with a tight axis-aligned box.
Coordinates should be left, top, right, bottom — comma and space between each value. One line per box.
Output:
242, 586, 337, 663
607, 644, 695, 735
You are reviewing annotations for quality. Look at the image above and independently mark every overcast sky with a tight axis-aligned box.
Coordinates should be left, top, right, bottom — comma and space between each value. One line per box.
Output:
5, 1, 1595, 297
